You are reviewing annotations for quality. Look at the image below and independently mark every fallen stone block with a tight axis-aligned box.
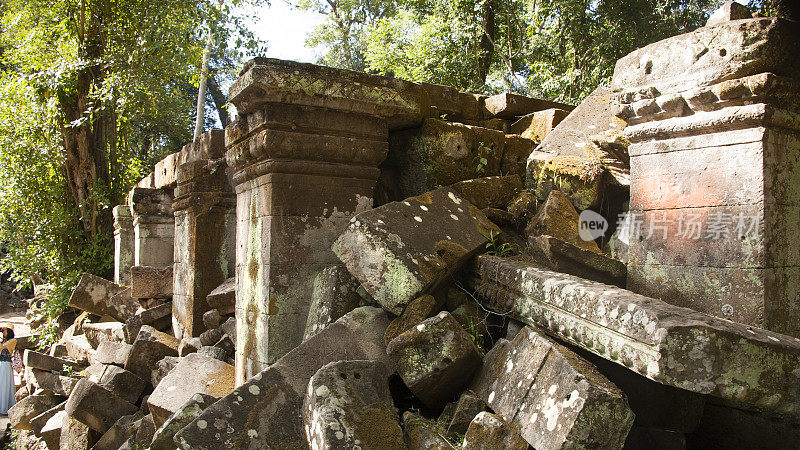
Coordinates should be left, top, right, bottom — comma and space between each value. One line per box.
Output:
130, 265, 174, 298
64, 378, 138, 433
528, 234, 626, 287
91, 411, 145, 450
470, 254, 800, 417
29, 401, 65, 436
123, 301, 173, 344
124, 325, 180, 380
151, 393, 216, 450
98, 365, 148, 404
64, 334, 95, 364
447, 390, 488, 437
94, 341, 132, 367
213, 335, 234, 358
205, 277, 235, 316
333, 187, 500, 315
449, 175, 522, 210
403, 411, 457, 449
118, 414, 156, 450
178, 337, 201, 357
174, 306, 390, 449
59, 413, 101, 450
40, 409, 66, 449
387, 311, 482, 410
29, 369, 80, 397
483, 92, 573, 119
510, 108, 570, 140
198, 345, 227, 361
23, 349, 83, 373
148, 352, 235, 428
8, 392, 64, 431
303, 360, 404, 449
198, 328, 222, 346
383, 294, 438, 345
68, 273, 140, 322
461, 412, 527, 450
525, 189, 600, 254
83, 321, 125, 348
303, 264, 363, 341
152, 356, 180, 388
471, 326, 633, 449
219, 316, 235, 341
202, 309, 221, 330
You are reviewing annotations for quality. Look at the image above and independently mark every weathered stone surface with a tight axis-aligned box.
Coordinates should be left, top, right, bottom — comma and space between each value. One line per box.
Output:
483, 93, 573, 119
130, 265, 174, 299
59, 414, 101, 450
419, 82, 482, 122
526, 189, 600, 254
205, 277, 235, 316
23, 350, 83, 373
333, 187, 500, 315
461, 412, 527, 450
447, 390, 488, 437
91, 411, 144, 450
119, 414, 156, 450
64, 378, 137, 433
470, 326, 633, 449
198, 345, 228, 361
40, 409, 66, 449
303, 360, 404, 449
510, 108, 570, 141
199, 328, 223, 347
383, 294, 439, 345
28, 370, 80, 397
403, 411, 457, 450
151, 393, 216, 450
67, 273, 140, 322
94, 341, 132, 367
148, 353, 235, 428
152, 356, 181, 388
26, 399, 65, 435
130, 187, 175, 267
64, 333, 95, 364
124, 302, 173, 344
450, 175, 522, 210
124, 325, 180, 380
470, 255, 800, 417
174, 306, 390, 449
528, 235, 626, 287
98, 365, 148, 405
387, 311, 482, 410
202, 309, 221, 330
113, 205, 135, 287
83, 321, 125, 348
303, 265, 363, 341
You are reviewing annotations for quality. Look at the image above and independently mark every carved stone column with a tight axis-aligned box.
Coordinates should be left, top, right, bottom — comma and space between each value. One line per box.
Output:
226, 58, 425, 383
172, 156, 236, 340
113, 205, 135, 286
612, 15, 800, 335
130, 187, 175, 268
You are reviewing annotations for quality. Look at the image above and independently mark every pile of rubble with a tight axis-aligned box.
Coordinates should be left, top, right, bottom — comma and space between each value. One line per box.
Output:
8, 3, 800, 449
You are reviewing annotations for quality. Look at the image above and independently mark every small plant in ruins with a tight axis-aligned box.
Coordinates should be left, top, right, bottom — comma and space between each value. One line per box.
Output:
482, 230, 514, 257
474, 141, 493, 174
464, 316, 486, 357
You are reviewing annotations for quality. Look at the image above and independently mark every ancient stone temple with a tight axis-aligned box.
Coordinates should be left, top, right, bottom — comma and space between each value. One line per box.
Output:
15, 4, 800, 449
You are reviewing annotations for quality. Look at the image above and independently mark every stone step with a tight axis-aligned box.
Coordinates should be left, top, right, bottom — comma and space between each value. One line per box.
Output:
467, 255, 800, 417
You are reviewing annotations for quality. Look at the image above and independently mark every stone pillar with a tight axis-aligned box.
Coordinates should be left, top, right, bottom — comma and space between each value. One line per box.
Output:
172, 157, 236, 340
612, 14, 800, 335
226, 58, 425, 383
130, 187, 175, 268
113, 205, 134, 286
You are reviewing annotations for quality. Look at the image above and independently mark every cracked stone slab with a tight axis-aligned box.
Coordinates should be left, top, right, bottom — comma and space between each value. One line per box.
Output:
68, 273, 141, 323
64, 378, 137, 434
303, 360, 404, 449
333, 187, 500, 315
461, 412, 528, 450
469, 255, 800, 417
470, 326, 633, 449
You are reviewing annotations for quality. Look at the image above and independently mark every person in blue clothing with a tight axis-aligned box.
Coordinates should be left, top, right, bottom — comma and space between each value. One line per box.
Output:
0, 326, 16, 415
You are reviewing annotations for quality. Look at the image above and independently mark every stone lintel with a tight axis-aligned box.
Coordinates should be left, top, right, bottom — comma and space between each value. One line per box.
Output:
468, 255, 800, 417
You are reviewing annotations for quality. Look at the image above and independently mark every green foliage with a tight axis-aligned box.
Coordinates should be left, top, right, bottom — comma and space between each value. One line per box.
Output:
482, 230, 514, 257
463, 315, 486, 356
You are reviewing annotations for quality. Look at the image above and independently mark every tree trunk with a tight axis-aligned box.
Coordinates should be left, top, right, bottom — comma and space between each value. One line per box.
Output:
208, 75, 230, 128
476, 0, 496, 86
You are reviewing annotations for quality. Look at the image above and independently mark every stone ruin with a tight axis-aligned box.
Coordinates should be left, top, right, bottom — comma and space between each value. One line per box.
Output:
8, 4, 800, 449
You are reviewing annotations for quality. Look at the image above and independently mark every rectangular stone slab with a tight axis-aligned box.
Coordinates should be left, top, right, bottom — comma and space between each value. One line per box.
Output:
468, 255, 800, 417
67, 273, 140, 323
333, 187, 500, 315
130, 265, 173, 299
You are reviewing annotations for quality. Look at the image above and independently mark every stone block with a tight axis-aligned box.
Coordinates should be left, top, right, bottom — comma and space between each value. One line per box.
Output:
333, 187, 500, 315
174, 306, 390, 449
83, 321, 125, 348
449, 175, 522, 210
67, 273, 140, 322
303, 265, 363, 341
9, 392, 64, 430
447, 390, 488, 436
199, 328, 222, 347
510, 108, 570, 140
119, 414, 156, 450
124, 301, 173, 344
130, 265, 174, 298
461, 412, 527, 450
202, 309, 221, 330
28, 401, 65, 436
113, 205, 135, 287
526, 189, 601, 253
28, 369, 79, 397
98, 365, 148, 404
303, 360, 404, 449
148, 353, 235, 428
403, 411, 457, 449
91, 411, 144, 450
64, 334, 95, 364
64, 378, 137, 433
59, 414, 101, 450
205, 277, 235, 316
419, 82, 482, 121
152, 356, 181, 388
124, 325, 180, 380
471, 327, 633, 449
95, 341, 132, 367
528, 234, 626, 287
483, 93, 573, 119
23, 350, 82, 374
387, 311, 482, 410
151, 393, 216, 450
383, 294, 439, 345
469, 255, 800, 417
197, 345, 228, 361
40, 409, 65, 449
